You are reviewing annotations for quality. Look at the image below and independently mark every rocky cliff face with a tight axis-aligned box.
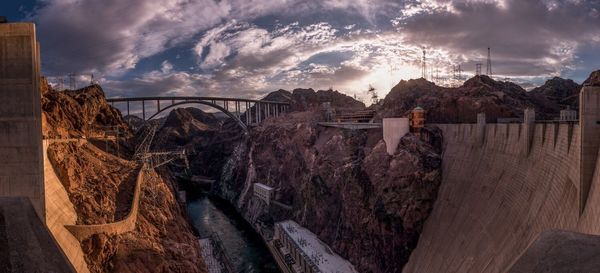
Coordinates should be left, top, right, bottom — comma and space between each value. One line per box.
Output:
42, 80, 128, 138
42, 81, 207, 273
215, 110, 442, 273
583, 70, 600, 86
148, 88, 441, 272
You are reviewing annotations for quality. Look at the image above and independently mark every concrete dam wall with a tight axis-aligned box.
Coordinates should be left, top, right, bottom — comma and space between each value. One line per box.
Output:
404, 87, 600, 273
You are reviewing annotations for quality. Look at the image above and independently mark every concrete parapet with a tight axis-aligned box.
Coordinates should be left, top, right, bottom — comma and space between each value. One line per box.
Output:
317, 122, 382, 130
383, 118, 409, 155
64, 164, 145, 241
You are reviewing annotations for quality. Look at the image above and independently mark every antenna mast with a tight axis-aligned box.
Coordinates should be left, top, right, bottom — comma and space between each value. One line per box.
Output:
421, 49, 427, 80
486, 47, 492, 77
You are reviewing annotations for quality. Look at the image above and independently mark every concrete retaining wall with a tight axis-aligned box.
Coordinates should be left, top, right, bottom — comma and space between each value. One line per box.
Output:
44, 139, 145, 272
43, 140, 90, 273
404, 122, 588, 273
64, 164, 145, 241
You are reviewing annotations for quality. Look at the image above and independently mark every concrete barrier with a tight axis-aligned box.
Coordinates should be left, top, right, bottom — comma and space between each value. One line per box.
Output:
383, 118, 409, 155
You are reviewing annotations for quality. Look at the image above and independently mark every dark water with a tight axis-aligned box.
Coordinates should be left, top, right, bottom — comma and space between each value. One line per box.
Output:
186, 193, 279, 273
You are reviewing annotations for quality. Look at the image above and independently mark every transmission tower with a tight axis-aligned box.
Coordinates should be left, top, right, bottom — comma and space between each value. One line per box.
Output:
421, 49, 427, 80
453, 65, 463, 80
476, 63, 482, 76
134, 124, 158, 160
68, 73, 76, 90
58, 76, 64, 90
367, 84, 378, 105
486, 47, 492, 77
133, 124, 188, 170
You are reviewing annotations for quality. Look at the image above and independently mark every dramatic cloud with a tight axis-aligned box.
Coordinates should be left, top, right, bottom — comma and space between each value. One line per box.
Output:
25, 0, 600, 104
396, 0, 600, 78
34, 0, 231, 75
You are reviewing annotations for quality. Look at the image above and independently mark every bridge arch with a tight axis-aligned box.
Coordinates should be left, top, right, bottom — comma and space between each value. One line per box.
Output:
147, 100, 248, 133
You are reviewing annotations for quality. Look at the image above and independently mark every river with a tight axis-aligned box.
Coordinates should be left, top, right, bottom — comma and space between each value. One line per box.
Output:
186, 193, 280, 273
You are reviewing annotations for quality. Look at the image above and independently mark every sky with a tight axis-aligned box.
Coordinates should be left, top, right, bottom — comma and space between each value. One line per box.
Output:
2, 0, 600, 103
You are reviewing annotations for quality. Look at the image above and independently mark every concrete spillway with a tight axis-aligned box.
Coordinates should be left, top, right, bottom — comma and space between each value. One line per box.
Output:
404, 87, 600, 273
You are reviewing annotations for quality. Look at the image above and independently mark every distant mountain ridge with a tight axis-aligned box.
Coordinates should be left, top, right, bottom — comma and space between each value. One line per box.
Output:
376, 70, 599, 123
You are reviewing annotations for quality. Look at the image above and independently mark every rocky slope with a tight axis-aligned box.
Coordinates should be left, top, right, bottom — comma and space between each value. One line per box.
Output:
42, 80, 207, 273
529, 77, 580, 110
285, 88, 365, 111
42, 81, 129, 139
377, 75, 573, 123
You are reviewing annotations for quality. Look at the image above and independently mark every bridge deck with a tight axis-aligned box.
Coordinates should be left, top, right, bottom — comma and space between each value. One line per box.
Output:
106, 96, 290, 104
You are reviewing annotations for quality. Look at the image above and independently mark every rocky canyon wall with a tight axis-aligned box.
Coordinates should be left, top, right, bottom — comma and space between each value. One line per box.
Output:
215, 110, 443, 273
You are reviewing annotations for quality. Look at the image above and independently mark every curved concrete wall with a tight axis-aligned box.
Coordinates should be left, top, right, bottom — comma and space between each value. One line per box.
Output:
404, 123, 589, 273
64, 164, 145, 241
43, 140, 90, 273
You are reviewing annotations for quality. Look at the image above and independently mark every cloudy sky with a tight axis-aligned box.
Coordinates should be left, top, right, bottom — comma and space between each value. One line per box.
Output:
2, 0, 600, 102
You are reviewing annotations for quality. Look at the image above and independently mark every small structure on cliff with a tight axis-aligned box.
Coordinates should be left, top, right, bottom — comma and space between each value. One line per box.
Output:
409, 106, 426, 137
560, 106, 577, 121
253, 183, 274, 205
272, 220, 358, 273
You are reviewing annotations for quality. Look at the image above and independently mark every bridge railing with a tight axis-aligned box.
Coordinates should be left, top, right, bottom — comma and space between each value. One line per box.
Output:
106, 96, 291, 128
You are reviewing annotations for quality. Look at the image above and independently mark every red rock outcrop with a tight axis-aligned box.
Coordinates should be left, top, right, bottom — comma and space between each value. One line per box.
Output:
377, 75, 561, 122
42, 81, 207, 273
41, 80, 128, 138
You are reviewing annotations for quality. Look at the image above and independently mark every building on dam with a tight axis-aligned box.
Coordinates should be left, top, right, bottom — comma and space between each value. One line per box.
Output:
271, 220, 358, 273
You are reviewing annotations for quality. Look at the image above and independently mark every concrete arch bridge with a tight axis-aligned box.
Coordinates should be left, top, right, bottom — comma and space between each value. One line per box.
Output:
106, 96, 291, 132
